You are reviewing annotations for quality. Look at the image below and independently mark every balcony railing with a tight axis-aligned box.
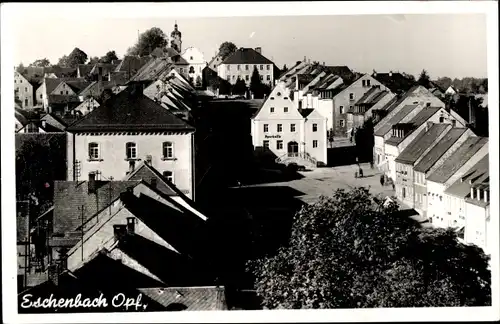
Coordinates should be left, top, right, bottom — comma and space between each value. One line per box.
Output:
276, 152, 317, 166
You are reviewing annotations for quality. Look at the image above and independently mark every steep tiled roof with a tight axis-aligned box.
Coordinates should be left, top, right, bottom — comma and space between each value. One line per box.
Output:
66, 87, 195, 132
138, 286, 227, 310
53, 180, 140, 234
125, 162, 178, 196
385, 107, 441, 146
427, 137, 488, 183
115, 56, 152, 73
47, 94, 81, 105
313, 74, 338, 91
413, 128, 469, 173
77, 64, 94, 77
395, 123, 451, 164
355, 86, 382, 105
44, 78, 86, 95
66, 80, 92, 93
129, 58, 173, 82
374, 104, 419, 137
372, 72, 417, 92
445, 155, 489, 198
222, 48, 274, 65
78, 81, 115, 98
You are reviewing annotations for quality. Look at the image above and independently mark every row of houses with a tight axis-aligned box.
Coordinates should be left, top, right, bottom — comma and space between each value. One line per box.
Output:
370, 85, 490, 254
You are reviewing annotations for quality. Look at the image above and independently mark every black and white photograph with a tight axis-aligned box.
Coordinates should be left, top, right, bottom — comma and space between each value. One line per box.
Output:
1, 1, 499, 322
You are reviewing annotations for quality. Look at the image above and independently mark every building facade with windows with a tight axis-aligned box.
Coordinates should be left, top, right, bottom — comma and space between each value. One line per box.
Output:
14, 71, 35, 109
251, 82, 327, 166
66, 85, 196, 199
217, 47, 276, 86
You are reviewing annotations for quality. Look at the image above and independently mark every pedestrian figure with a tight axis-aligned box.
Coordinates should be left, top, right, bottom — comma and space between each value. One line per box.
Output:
380, 175, 385, 186
392, 183, 395, 191
370, 161, 374, 169
359, 168, 364, 178
237, 180, 242, 187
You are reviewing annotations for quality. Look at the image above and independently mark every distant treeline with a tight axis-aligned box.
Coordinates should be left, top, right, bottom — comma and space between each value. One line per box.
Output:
434, 77, 488, 94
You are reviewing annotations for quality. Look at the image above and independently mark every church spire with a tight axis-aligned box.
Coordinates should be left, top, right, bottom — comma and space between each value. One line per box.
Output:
170, 21, 182, 53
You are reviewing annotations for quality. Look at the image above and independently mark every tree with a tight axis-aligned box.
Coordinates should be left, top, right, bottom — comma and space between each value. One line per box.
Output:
195, 75, 202, 88
127, 27, 168, 57
100, 50, 118, 64
30, 58, 51, 68
402, 72, 416, 82
16, 63, 26, 74
250, 66, 265, 98
218, 41, 237, 61
218, 78, 232, 95
249, 188, 491, 309
58, 47, 88, 68
232, 77, 247, 96
418, 69, 431, 88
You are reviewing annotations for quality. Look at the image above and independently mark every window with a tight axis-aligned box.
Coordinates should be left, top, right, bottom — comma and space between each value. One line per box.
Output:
226, 65, 230, 71
14, 80, 16, 83
66, 91, 69, 95
339, 120, 345, 127
260, 65, 263, 70
362, 80, 366, 87
180, 68, 184, 73
88, 142, 100, 160
270, 107, 275, 113
313, 140, 318, 148
312, 124, 318, 132
226, 76, 230, 81
60, 91, 63, 94
267, 75, 271, 81
402, 187, 406, 198
263, 140, 270, 149
266, 65, 270, 70
349, 93, 354, 100
163, 142, 174, 159
290, 124, 296, 132
190, 56, 193, 60
163, 171, 174, 183
339, 106, 344, 114
426, 102, 431, 107
263, 124, 269, 132
126, 142, 137, 159
20, 79, 22, 83
24, 98, 28, 107
232, 75, 236, 80
277, 124, 283, 132
245, 75, 249, 81
26, 123, 38, 133
40, 94, 42, 99
24, 87, 28, 92
260, 75, 263, 81
439, 116, 444, 123
366, 80, 371, 86
277, 140, 283, 150
245, 65, 249, 71
284, 107, 288, 113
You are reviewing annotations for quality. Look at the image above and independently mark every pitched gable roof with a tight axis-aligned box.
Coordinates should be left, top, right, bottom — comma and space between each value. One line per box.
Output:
427, 137, 488, 183
385, 107, 442, 146
66, 87, 195, 132
372, 72, 417, 92
78, 80, 115, 98
222, 47, 274, 65
374, 104, 419, 137
53, 180, 141, 234
413, 128, 469, 173
445, 155, 489, 198
138, 286, 227, 310
395, 123, 451, 165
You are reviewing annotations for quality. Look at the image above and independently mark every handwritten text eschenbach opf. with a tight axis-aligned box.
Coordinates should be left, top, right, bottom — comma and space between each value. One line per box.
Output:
21, 293, 148, 311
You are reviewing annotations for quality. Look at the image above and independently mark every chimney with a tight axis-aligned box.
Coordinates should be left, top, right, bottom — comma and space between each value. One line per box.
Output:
303, 56, 306, 62
389, 71, 393, 77
113, 224, 127, 240
145, 155, 152, 165
470, 187, 475, 199
88, 172, 97, 194
308, 59, 311, 64
476, 188, 481, 201
41, 120, 47, 128
98, 66, 103, 95
108, 72, 112, 82
126, 217, 136, 234
255, 47, 262, 54
484, 190, 488, 203
323, 62, 325, 66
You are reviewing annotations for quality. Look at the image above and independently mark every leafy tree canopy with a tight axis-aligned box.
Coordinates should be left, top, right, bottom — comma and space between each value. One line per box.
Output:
88, 56, 100, 65
218, 41, 238, 61
30, 58, 51, 68
99, 50, 119, 64
58, 47, 88, 68
249, 188, 491, 309
16, 63, 26, 74
418, 69, 431, 88
127, 27, 168, 57
232, 77, 248, 96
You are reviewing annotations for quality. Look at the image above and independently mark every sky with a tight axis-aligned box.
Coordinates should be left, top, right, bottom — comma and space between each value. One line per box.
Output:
12, 14, 487, 79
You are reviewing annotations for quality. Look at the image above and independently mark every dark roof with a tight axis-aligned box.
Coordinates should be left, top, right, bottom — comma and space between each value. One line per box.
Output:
413, 128, 469, 173
115, 56, 152, 73
297, 74, 316, 86
222, 48, 274, 65
385, 107, 441, 146
47, 94, 81, 105
426, 137, 488, 183
53, 180, 140, 234
65, 80, 92, 93
137, 286, 227, 310
374, 104, 419, 137
395, 123, 451, 164
314, 74, 338, 91
129, 58, 173, 82
46, 66, 78, 78
44, 78, 86, 95
299, 108, 314, 118
66, 87, 195, 132
354, 86, 386, 105
445, 155, 489, 198
78, 81, 115, 98
372, 72, 417, 92
126, 163, 178, 196
77, 64, 94, 77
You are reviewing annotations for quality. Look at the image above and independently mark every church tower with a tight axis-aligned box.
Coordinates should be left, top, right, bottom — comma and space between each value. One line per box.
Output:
170, 21, 182, 53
